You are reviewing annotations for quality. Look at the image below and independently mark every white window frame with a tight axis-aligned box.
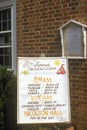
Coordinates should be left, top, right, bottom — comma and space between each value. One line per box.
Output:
0, 0, 16, 72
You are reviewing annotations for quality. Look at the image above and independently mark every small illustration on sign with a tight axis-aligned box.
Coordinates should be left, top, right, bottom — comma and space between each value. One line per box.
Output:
56, 64, 66, 74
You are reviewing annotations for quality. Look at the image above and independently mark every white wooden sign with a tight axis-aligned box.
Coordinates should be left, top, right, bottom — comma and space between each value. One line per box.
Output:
59, 20, 87, 59
17, 57, 71, 124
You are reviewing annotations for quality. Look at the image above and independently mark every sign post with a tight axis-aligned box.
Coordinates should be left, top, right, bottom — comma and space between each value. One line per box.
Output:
17, 57, 71, 124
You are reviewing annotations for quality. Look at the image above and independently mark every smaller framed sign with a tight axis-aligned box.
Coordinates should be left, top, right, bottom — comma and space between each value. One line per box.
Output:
65, 27, 83, 56
17, 57, 71, 124
59, 20, 87, 59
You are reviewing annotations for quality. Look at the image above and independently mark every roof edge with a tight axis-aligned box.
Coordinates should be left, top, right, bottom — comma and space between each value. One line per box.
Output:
59, 20, 87, 29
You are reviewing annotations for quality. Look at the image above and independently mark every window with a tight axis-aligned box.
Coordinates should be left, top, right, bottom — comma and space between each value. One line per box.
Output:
0, 0, 16, 72
0, 8, 12, 68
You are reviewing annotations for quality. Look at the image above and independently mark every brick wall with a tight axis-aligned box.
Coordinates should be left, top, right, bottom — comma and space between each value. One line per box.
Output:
16, 0, 87, 130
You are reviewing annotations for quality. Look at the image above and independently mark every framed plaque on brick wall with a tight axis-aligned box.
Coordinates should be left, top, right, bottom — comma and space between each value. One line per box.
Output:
59, 20, 87, 59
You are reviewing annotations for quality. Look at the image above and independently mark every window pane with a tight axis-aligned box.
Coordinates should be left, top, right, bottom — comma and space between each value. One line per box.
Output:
0, 47, 11, 67
4, 34, 9, 45
5, 48, 11, 55
5, 55, 11, 68
8, 20, 11, 30
0, 48, 4, 66
0, 12, 1, 21
4, 33, 11, 45
2, 10, 7, 20
0, 56, 3, 65
0, 34, 3, 46
8, 9, 11, 19
3, 21, 7, 31
0, 22, 1, 31
0, 48, 3, 55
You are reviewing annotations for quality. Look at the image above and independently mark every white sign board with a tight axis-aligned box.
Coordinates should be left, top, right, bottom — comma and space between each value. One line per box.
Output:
17, 57, 71, 124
